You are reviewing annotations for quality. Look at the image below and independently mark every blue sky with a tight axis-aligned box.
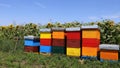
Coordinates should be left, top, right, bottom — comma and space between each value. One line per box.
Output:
0, 0, 120, 25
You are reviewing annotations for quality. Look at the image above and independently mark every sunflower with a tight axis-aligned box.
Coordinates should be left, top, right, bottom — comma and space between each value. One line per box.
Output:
2, 26, 6, 30
9, 24, 14, 29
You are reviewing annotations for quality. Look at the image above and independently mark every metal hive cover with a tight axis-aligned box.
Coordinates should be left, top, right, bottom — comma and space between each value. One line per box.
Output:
66, 27, 81, 31
24, 35, 39, 40
52, 28, 65, 31
99, 44, 119, 50
81, 25, 99, 29
40, 28, 51, 32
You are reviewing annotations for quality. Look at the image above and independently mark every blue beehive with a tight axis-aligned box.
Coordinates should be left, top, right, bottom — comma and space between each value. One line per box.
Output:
40, 29, 52, 54
40, 45, 52, 53
24, 35, 40, 46
24, 35, 40, 52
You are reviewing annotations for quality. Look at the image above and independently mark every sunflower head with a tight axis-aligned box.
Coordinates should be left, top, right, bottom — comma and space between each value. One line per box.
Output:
9, 24, 14, 29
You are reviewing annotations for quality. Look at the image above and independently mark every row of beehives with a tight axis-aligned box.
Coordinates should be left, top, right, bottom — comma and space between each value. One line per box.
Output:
24, 25, 120, 62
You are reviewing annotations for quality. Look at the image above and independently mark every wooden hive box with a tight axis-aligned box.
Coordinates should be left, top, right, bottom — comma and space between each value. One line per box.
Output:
67, 47, 81, 57
66, 27, 81, 48
66, 27, 81, 40
24, 46, 39, 52
81, 25, 100, 39
65, 27, 81, 57
66, 39, 81, 48
52, 28, 65, 54
24, 36, 40, 46
99, 44, 119, 61
40, 29, 52, 46
40, 29, 52, 39
24, 36, 40, 53
82, 38, 100, 47
82, 47, 99, 57
40, 45, 52, 53
52, 28, 65, 39
52, 39, 65, 46
52, 46, 65, 54
39, 29, 52, 54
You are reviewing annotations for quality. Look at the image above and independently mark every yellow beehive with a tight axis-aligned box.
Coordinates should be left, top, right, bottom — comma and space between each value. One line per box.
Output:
82, 47, 99, 57
82, 30, 100, 39
40, 32, 51, 39
67, 48, 81, 57
52, 31, 65, 39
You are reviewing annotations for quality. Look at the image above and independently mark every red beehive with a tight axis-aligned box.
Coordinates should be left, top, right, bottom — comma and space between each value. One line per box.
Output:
66, 27, 81, 48
82, 38, 100, 47
67, 39, 80, 48
52, 39, 65, 46
40, 39, 51, 46
66, 31, 81, 40
40, 29, 52, 46
24, 46, 39, 52
66, 27, 81, 57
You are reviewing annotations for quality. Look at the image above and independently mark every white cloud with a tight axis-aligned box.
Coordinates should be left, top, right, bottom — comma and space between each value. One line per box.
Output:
34, 2, 46, 8
0, 3, 11, 8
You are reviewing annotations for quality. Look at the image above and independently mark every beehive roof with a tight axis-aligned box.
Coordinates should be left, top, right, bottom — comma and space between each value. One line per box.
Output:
81, 25, 99, 29
40, 28, 51, 32
99, 44, 119, 50
66, 27, 81, 31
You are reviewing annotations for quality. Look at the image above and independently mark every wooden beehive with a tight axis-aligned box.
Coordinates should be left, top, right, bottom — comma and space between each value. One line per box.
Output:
24, 36, 40, 53
52, 28, 65, 54
67, 47, 81, 57
66, 27, 81, 57
82, 47, 99, 57
40, 29, 52, 53
81, 25, 100, 58
99, 44, 119, 61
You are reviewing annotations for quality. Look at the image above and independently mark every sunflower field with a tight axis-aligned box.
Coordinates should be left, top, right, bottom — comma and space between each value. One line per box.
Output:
0, 20, 120, 68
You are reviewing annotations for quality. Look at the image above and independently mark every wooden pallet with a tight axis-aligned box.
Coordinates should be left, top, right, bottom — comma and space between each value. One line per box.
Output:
24, 52, 40, 54
80, 56, 98, 60
100, 59, 118, 62
67, 55, 80, 58
40, 52, 51, 56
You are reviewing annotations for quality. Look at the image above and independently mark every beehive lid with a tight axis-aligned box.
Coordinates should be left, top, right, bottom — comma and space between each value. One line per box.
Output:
40, 28, 51, 32
81, 25, 99, 29
66, 27, 81, 31
99, 44, 119, 50
24, 35, 39, 40
52, 28, 65, 31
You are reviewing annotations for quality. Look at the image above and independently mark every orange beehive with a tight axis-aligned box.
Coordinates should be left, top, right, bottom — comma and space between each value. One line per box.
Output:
52, 31, 65, 39
99, 44, 119, 61
82, 30, 100, 39
82, 47, 99, 57
100, 50, 119, 60
81, 25, 100, 58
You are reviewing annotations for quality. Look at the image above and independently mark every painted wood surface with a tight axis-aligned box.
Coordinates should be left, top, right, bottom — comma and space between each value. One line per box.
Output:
40, 39, 51, 46
100, 50, 119, 60
67, 47, 81, 57
82, 30, 100, 39
40, 32, 51, 39
67, 39, 80, 48
82, 47, 99, 57
66, 31, 81, 39
24, 46, 39, 52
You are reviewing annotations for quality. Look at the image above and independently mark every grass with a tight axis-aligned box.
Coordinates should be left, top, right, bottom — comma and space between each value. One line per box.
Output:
0, 39, 120, 68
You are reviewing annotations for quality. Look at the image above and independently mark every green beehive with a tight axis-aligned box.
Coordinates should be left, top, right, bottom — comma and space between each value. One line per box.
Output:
52, 46, 66, 54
